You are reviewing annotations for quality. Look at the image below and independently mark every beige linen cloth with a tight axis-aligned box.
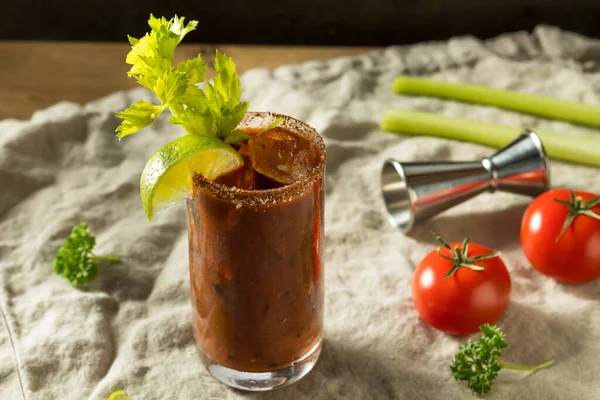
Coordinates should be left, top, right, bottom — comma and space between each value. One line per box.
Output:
1, 26, 600, 400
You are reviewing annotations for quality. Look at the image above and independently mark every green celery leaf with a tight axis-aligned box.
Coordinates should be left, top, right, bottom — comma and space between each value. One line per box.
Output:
116, 100, 164, 138
147, 14, 179, 62
126, 15, 186, 84
223, 129, 252, 144
255, 117, 284, 137
176, 54, 209, 109
202, 50, 248, 139
169, 15, 199, 42
212, 50, 242, 108
177, 54, 207, 87
118, 16, 250, 142
147, 14, 170, 32
217, 101, 250, 138
170, 109, 216, 136
127, 35, 139, 46
154, 69, 189, 105
179, 88, 208, 111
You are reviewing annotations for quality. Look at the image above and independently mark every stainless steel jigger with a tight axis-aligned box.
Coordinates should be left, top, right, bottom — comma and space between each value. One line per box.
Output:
380, 130, 550, 233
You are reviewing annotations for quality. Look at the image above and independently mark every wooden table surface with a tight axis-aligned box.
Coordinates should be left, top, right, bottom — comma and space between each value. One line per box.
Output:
0, 42, 376, 120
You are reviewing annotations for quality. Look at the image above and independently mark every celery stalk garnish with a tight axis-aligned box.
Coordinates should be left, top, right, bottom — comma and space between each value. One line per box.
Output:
115, 14, 255, 144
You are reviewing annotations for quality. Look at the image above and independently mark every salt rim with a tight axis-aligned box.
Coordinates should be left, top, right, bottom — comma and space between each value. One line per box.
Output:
192, 112, 326, 207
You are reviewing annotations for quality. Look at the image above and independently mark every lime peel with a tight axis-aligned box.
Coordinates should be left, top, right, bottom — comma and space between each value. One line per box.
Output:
108, 389, 131, 400
140, 134, 243, 220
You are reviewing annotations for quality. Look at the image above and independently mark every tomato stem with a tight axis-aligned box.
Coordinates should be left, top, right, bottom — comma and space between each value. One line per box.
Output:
553, 191, 600, 242
432, 233, 500, 278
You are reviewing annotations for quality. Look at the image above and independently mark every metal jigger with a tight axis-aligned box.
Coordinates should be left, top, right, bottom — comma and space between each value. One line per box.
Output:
381, 130, 550, 233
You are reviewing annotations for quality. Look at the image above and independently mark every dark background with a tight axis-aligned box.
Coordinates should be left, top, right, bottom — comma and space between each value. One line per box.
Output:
2, 1, 600, 45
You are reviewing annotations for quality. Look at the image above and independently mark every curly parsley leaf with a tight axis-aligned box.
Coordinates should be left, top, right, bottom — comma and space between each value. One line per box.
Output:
451, 324, 554, 395
53, 223, 119, 286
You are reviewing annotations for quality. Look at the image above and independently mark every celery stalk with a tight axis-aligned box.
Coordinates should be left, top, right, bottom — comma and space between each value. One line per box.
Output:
393, 77, 600, 128
380, 109, 600, 167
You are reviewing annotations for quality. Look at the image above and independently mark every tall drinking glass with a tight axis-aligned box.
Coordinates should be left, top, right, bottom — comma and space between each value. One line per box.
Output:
186, 112, 326, 391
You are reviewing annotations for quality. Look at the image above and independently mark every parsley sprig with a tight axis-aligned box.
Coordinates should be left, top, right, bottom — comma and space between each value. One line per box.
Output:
451, 324, 554, 395
53, 223, 119, 286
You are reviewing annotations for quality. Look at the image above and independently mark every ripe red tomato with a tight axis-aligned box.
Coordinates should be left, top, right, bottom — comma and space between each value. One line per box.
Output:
521, 189, 600, 284
412, 239, 511, 336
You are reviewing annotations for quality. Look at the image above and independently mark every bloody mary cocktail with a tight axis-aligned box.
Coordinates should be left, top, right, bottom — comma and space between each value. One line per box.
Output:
115, 14, 326, 392
187, 112, 326, 390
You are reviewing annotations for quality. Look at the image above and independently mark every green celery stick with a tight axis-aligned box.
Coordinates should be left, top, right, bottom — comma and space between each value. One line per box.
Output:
380, 109, 600, 167
393, 77, 600, 128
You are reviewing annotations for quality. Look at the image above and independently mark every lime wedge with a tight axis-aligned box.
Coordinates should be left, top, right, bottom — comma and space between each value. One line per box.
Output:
108, 390, 130, 400
140, 134, 243, 220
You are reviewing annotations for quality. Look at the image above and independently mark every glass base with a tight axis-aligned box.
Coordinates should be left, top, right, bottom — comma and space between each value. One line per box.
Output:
199, 339, 322, 391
